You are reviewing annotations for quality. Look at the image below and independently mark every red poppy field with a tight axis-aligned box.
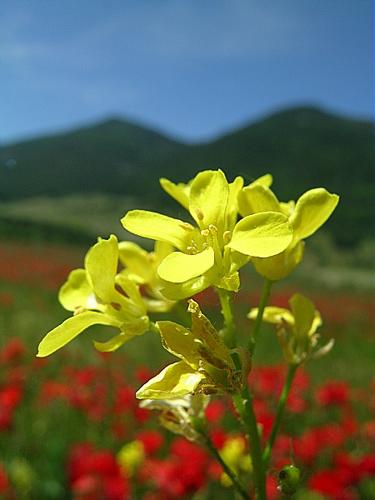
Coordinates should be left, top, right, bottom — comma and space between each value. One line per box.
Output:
0, 240, 374, 499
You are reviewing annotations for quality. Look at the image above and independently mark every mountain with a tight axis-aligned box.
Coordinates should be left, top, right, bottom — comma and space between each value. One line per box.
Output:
158, 106, 375, 246
0, 117, 185, 200
0, 106, 374, 246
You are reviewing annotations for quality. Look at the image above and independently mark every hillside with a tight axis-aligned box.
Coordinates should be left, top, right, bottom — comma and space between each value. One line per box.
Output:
0, 106, 373, 246
159, 107, 375, 246
0, 118, 185, 200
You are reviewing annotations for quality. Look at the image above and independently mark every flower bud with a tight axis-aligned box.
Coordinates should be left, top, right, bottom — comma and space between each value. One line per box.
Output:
278, 464, 301, 494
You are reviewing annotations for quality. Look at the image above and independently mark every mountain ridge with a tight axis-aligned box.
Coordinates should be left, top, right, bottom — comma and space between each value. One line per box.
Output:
0, 105, 373, 246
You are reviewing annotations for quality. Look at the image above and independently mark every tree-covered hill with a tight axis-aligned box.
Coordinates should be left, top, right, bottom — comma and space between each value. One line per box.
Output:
0, 118, 185, 199
0, 106, 373, 246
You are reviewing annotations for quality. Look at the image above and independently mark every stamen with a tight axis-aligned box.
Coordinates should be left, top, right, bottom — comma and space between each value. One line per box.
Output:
223, 230, 232, 244
196, 209, 204, 221
111, 302, 122, 311
180, 222, 194, 231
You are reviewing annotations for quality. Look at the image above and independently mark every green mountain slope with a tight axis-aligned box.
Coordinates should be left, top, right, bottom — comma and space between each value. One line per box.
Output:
0, 106, 373, 246
0, 118, 185, 199
159, 106, 375, 246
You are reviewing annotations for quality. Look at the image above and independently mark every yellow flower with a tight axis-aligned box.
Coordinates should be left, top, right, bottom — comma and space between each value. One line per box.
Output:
117, 441, 145, 477
122, 170, 292, 299
37, 235, 149, 357
118, 240, 175, 312
139, 394, 209, 442
219, 437, 252, 487
238, 175, 339, 280
248, 293, 333, 364
136, 300, 241, 399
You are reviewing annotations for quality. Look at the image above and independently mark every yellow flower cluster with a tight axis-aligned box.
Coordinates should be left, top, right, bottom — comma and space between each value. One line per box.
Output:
37, 169, 338, 408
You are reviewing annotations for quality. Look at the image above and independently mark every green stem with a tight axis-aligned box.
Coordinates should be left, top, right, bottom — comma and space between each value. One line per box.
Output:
233, 389, 267, 500
233, 278, 272, 498
216, 283, 270, 498
262, 364, 298, 468
200, 431, 250, 500
248, 279, 272, 355
217, 288, 236, 349
149, 321, 159, 334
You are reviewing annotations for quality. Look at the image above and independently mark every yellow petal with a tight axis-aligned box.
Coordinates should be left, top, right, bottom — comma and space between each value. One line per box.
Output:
122, 210, 194, 251
160, 178, 190, 210
216, 271, 240, 292
311, 311, 323, 335
136, 361, 205, 400
228, 212, 292, 257
94, 332, 134, 352
157, 247, 215, 283
188, 299, 233, 367
225, 176, 244, 229
280, 200, 295, 217
289, 294, 317, 337
37, 311, 121, 357
160, 274, 212, 300
118, 241, 153, 284
249, 173, 273, 188
252, 241, 305, 281
115, 274, 146, 315
157, 321, 199, 369
154, 241, 174, 265
248, 306, 294, 326
85, 235, 118, 303
238, 184, 281, 217
58, 269, 92, 312
290, 188, 339, 241
189, 170, 229, 230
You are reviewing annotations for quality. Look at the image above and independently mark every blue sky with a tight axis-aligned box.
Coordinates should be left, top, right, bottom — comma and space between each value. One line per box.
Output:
1, 0, 373, 143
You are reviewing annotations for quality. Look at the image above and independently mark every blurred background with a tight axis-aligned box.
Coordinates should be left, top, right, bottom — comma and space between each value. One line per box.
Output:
0, 1, 374, 499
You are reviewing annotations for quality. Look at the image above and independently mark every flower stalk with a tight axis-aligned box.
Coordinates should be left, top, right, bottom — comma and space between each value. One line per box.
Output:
217, 288, 236, 349
233, 390, 267, 500
218, 286, 267, 499
198, 428, 250, 500
248, 279, 272, 355
262, 363, 298, 468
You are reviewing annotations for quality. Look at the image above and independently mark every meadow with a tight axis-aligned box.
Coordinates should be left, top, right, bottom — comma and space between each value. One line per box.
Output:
0, 237, 374, 499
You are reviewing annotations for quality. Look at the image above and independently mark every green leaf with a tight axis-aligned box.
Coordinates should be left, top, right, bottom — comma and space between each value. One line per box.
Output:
229, 211, 293, 257
37, 311, 120, 357
157, 247, 215, 283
